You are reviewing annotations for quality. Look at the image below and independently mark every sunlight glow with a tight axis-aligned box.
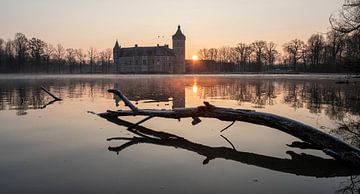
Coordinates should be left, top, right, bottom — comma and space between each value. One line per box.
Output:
192, 55, 199, 61
192, 79, 199, 94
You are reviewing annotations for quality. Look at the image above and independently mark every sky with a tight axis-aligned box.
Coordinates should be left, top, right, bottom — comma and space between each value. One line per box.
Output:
0, 0, 343, 58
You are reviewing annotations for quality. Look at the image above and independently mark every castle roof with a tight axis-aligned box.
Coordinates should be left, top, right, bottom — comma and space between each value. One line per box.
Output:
172, 25, 186, 40
114, 40, 120, 49
118, 46, 175, 57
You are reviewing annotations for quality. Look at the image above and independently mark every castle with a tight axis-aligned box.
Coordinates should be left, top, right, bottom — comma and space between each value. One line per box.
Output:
113, 25, 186, 74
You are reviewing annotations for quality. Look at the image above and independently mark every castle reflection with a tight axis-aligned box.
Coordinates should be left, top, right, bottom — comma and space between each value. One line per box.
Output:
0, 77, 359, 121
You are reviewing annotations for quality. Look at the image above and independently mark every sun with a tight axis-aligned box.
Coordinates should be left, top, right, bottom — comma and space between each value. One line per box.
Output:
192, 55, 199, 61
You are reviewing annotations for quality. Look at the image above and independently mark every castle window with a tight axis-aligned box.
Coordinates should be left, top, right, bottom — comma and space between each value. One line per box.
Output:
143, 60, 147, 65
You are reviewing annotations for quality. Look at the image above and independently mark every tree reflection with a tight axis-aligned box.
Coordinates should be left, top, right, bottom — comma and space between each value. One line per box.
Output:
337, 176, 360, 194
101, 115, 360, 178
0, 77, 359, 121
331, 120, 360, 149
282, 79, 360, 120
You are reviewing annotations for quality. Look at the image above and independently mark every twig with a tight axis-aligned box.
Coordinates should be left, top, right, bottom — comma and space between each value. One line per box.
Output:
108, 89, 138, 113
40, 86, 62, 101
220, 135, 237, 150
220, 121, 236, 132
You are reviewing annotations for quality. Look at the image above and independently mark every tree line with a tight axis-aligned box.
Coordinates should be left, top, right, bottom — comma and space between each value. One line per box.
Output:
196, 0, 360, 73
197, 29, 359, 73
0, 0, 358, 74
0, 33, 114, 74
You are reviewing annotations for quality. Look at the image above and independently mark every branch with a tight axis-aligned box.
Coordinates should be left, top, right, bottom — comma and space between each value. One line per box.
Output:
108, 89, 138, 113
40, 86, 62, 101
103, 117, 360, 178
99, 89, 360, 165
220, 121, 236, 132
220, 135, 237, 150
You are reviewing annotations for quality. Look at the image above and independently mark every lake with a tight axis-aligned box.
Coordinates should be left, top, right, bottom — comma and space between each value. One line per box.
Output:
0, 74, 359, 194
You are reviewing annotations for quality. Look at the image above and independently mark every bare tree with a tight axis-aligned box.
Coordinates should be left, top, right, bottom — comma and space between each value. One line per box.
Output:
235, 43, 253, 67
28, 37, 47, 72
208, 48, 218, 61
264, 42, 278, 70
65, 48, 76, 73
252, 40, 267, 71
13, 33, 28, 72
5, 40, 15, 67
283, 39, 305, 71
43, 44, 54, 73
198, 48, 210, 60
330, 0, 360, 33
99, 49, 112, 73
307, 34, 325, 71
54, 44, 65, 73
76, 49, 86, 73
326, 30, 346, 67
88, 47, 97, 74
0, 39, 4, 69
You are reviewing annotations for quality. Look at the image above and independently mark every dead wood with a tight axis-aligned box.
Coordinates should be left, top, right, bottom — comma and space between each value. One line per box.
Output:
100, 116, 360, 178
40, 86, 62, 101
98, 89, 360, 165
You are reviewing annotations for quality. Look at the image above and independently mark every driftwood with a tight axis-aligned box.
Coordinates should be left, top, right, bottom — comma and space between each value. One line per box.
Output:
100, 116, 360, 178
40, 86, 62, 101
99, 89, 360, 165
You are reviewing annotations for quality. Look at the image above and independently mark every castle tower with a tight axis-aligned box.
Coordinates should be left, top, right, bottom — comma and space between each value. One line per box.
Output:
172, 25, 186, 74
113, 40, 121, 65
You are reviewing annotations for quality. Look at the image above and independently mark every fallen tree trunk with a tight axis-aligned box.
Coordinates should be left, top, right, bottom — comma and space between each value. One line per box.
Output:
101, 116, 360, 178
99, 89, 360, 165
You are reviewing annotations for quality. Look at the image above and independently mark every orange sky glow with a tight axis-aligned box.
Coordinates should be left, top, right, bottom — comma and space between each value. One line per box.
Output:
0, 0, 343, 58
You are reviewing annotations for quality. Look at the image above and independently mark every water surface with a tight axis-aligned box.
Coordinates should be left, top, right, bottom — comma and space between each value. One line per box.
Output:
0, 74, 359, 194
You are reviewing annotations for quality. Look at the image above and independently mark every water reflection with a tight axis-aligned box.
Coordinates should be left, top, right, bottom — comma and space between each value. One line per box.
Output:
1, 75, 360, 193
102, 116, 360, 178
0, 77, 359, 121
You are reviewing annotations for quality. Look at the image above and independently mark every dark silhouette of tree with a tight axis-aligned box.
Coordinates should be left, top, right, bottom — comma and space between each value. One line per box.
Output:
264, 42, 278, 70
88, 47, 97, 74
252, 40, 267, 71
307, 34, 325, 71
344, 31, 360, 73
0, 39, 4, 71
99, 48, 112, 73
208, 48, 218, 61
326, 30, 346, 70
283, 39, 305, 71
13, 33, 28, 72
76, 49, 86, 73
235, 43, 253, 72
44, 44, 54, 73
4, 39, 15, 72
65, 48, 76, 74
54, 44, 65, 74
28, 37, 47, 72
331, 0, 360, 33
198, 48, 210, 60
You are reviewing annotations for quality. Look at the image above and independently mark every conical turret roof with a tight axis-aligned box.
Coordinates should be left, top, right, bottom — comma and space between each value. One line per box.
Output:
172, 25, 186, 40
114, 40, 120, 49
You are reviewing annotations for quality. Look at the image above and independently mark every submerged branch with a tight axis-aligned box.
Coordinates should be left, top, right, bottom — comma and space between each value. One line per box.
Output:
40, 86, 62, 101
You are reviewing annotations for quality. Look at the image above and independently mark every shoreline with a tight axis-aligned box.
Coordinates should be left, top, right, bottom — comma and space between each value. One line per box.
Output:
0, 73, 358, 80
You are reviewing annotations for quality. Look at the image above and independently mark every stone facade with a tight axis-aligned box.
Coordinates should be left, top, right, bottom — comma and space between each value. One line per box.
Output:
113, 25, 186, 73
